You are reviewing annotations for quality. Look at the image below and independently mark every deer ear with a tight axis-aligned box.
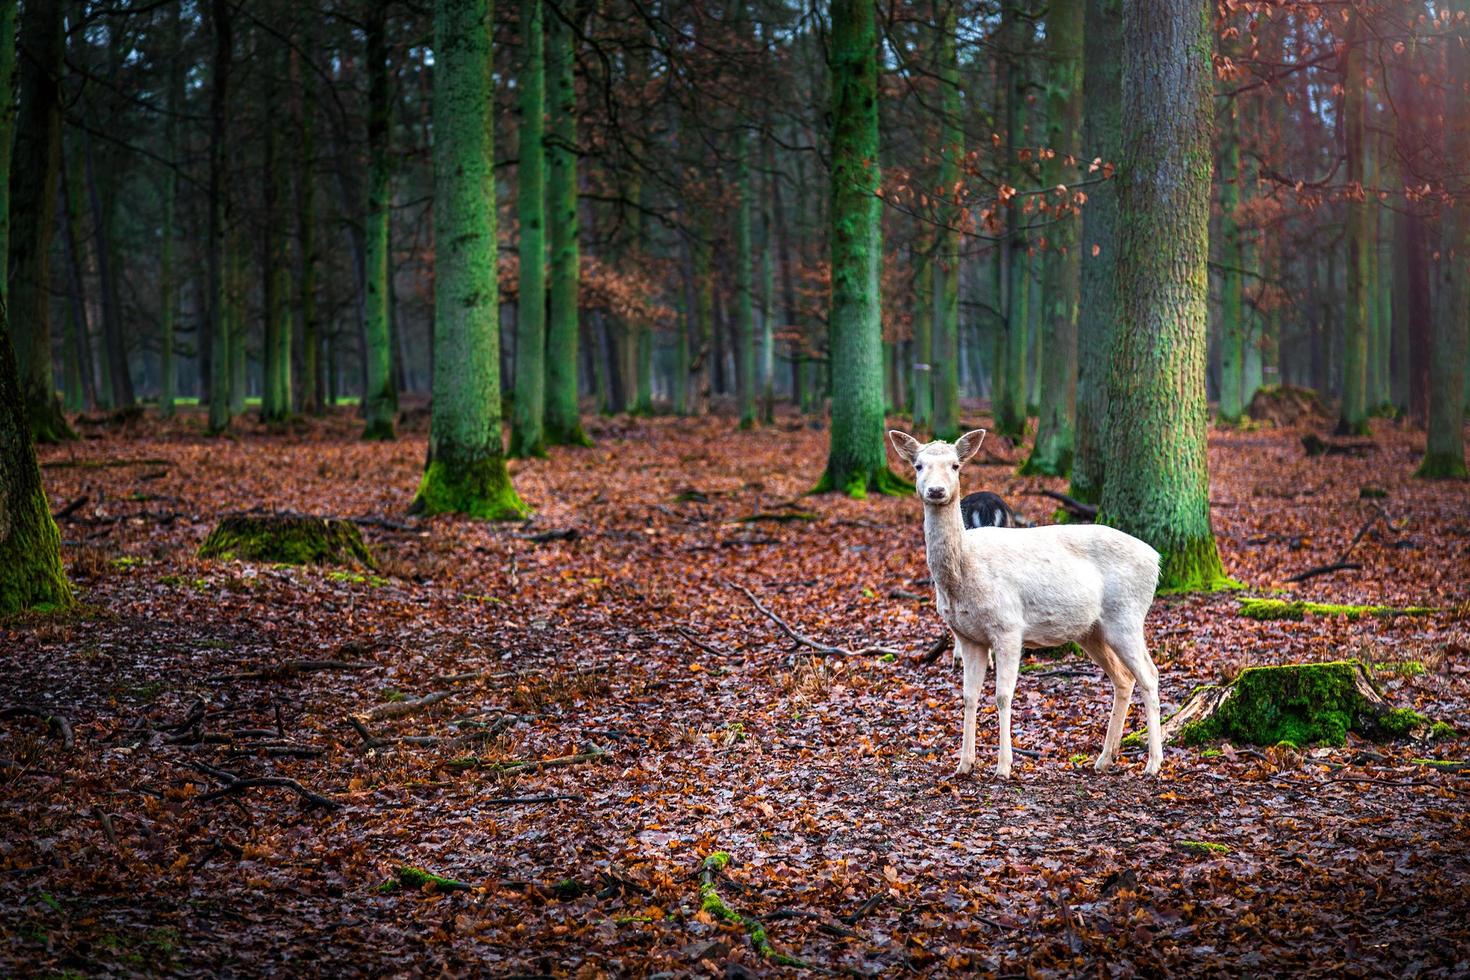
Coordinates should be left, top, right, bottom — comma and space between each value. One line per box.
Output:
954, 429, 987, 464
888, 430, 922, 464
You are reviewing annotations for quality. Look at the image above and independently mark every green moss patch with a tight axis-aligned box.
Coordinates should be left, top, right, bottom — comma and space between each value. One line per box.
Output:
1238, 598, 1434, 621
411, 457, 530, 521
1177, 840, 1230, 856
378, 865, 472, 894
1166, 660, 1433, 748
199, 514, 376, 568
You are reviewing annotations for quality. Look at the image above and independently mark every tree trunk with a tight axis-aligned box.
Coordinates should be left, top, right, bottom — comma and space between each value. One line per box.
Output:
85, 133, 135, 412
206, 0, 232, 434
1101, 0, 1228, 592
8, 0, 71, 441
413, 0, 528, 519
1071, 0, 1120, 504
261, 33, 292, 424
1419, 1, 1470, 478
815, 0, 903, 497
1025, 0, 1083, 474
994, 0, 1029, 441
158, 0, 182, 418
0, 296, 71, 611
736, 122, 756, 429
361, 5, 396, 439
1216, 89, 1245, 425
692, 217, 714, 415
931, 0, 962, 442
294, 27, 322, 415
544, 0, 589, 446
58, 140, 97, 412
510, 0, 546, 455
0, 0, 16, 304
1337, 15, 1370, 436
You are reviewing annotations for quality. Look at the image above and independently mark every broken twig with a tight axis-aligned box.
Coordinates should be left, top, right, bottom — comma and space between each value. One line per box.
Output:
730, 583, 902, 658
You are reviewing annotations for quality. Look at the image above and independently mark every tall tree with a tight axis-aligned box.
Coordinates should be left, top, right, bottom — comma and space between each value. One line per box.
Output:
0, 0, 16, 305
158, 0, 182, 418
1024, 0, 1084, 474
544, 1, 590, 446
1391, 54, 1431, 426
361, 3, 396, 439
206, 0, 232, 434
412, 0, 529, 519
994, 0, 1029, 440
295, 25, 322, 415
8, 0, 71, 441
0, 297, 71, 612
931, 0, 961, 442
1419, 0, 1470, 478
1216, 89, 1246, 424
1337, 13, 1370, 436
510, 0, 547, 457
736, 118, 756, 429
1070, 0, 1120, 504
1101, 0, 1228, 591
261, 33, 293, 424
814, 0, 904, 496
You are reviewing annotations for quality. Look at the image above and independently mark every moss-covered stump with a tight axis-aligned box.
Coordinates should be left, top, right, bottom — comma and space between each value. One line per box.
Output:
198, 514, 376, 568
1164, 660, 1431, 748
1239, 598, 1434, 621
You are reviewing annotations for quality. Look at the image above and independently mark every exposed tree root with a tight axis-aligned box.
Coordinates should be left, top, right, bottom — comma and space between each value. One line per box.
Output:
1, 706, 75, 749
189, 763, 341, 810
699, 851, 811, 969
211, 659, 376, 682
355, 690, 455, 723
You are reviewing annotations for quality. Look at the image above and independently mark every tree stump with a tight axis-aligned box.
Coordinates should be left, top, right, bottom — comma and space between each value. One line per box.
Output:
198, 514, 376, 568
1163, 660, 1431, 748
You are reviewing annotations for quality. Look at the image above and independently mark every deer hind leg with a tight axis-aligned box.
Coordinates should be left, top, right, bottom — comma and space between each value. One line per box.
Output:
955, 636, 989, 776
1080, 628, 1134, 771
992, 632, 1023, 779
1103, 623, 1163, 776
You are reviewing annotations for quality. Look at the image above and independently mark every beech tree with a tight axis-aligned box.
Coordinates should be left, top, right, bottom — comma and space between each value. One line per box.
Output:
511, 0, 547, 458
1100, 0, 1229, 591
412, 0, 528, 520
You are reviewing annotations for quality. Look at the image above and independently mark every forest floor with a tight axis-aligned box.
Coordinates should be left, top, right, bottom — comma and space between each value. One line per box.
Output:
3, 404, 1469, 977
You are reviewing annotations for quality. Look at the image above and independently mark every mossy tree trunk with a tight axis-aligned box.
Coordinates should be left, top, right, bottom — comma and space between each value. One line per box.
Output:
910, 228, 932, 432
0, 296, 72, 613
8, 0, 72, 443
1024, 0, 1083, 475
994, 0, 1029, 441
0, 0, 16, 307
1070, 0, 1120, 504
1216, 88, 1245, 425
736, 117, 756, 429
1391, 56, 1431, 427
814, 0, 905, 498
260, 35, 292, 425
1420, 0, 1470, 478
544, 2, 590, 447
510, 0, 546, 457
59, 141, 97, 412
206, 0, 232, 435
931, 1, 961, 442
414, 0, 529, 521
294, 22, 322, 416
1337, 13, 1371, 437
691, 214, 714, 415
1101, 0, 1228, 592
361, 4, 396, 440
158, 0, 182, 418
85, 133, 134, 413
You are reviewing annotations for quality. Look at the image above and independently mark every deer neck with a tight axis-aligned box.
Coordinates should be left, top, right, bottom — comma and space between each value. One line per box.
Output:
923, 497, 969, 598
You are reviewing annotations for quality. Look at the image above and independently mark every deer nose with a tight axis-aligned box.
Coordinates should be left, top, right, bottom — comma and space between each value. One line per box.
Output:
926, 487, 946, 500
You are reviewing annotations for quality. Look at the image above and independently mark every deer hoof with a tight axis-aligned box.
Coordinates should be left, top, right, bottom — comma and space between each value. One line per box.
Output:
1143, 756, 1162, 776
993, 762, 1012, 779
1094, 753, 1114, 772
954, 759, 974, 777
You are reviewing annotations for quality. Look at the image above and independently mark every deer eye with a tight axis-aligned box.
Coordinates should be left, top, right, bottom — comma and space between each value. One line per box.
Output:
952, 464, 960, 471
914, 463, 924, 472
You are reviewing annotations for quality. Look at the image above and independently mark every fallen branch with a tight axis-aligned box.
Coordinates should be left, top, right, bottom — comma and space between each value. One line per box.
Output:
40, 457, 172, 470
673, 624, 731, 657
521, 527, 581, 543
1032, 489, 1097, 521
51, 495, 89, 520
447, 745, 609, 773
189, 764, 341, 810
483, 794, 585, 805
1285, 561, 1363, 583
765, 908, 860, 939
0, 706, 75, 750
920, 633, 953, 665
355, 690, 454, 723
731, 583, 903, 658
210, 660, 376, 682
699, 852, 810, 969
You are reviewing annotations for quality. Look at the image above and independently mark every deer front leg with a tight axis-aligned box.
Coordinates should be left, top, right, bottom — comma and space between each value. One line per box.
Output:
955, 637, 988, 776
992, 633, 1022, 778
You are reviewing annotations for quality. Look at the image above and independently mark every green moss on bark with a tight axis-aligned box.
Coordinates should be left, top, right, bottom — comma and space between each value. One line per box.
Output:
412, 458, 530, 521
1415, 453, 1468, 480
379, 865, 472, 893
198, 515, 376, 568
1239, 598, 1433, 621
1172, 660, 1431, 748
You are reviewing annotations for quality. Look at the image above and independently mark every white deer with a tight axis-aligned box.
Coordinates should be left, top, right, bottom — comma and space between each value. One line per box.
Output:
888, 429, 1164, 777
